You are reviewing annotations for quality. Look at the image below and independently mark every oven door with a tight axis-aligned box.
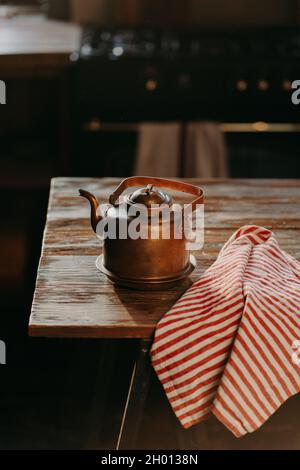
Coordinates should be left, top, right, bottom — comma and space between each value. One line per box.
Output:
75, 120, 300, 178
224, 123, 300, 178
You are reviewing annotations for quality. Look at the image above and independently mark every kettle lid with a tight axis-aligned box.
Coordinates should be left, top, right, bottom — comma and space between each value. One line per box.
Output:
128, 184, 172, 208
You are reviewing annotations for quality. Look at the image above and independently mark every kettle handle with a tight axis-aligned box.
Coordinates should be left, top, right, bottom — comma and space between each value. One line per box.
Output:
109, 176, 204, 212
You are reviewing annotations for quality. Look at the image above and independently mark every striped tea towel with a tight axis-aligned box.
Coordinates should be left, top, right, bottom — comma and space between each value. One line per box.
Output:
151, 226, 300, 437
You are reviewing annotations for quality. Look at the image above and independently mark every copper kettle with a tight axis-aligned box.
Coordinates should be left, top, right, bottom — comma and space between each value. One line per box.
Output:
79, 177, 204, 290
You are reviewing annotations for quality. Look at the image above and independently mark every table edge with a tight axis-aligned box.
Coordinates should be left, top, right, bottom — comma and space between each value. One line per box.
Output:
28, 324, 155, 340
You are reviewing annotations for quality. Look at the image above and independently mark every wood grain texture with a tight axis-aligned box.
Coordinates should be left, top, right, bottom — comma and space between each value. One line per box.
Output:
29, 177, 300, 339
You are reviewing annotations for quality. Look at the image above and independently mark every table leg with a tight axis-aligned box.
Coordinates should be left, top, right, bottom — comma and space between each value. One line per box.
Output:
116, 339, 152, 450
84, 340, 118, 449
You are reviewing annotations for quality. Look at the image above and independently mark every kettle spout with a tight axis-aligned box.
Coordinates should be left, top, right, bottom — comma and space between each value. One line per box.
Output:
79, 189, 101, 233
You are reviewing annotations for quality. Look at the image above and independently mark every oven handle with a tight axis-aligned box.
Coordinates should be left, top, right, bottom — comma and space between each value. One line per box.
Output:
82, 119, 300, 133
221, 122, 300, 133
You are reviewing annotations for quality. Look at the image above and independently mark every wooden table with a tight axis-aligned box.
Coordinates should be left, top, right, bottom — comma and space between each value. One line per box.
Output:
29, 177, 300, 448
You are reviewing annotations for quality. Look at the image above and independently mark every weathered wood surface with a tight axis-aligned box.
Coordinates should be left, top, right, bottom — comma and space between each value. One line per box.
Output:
29, 178, 300, 338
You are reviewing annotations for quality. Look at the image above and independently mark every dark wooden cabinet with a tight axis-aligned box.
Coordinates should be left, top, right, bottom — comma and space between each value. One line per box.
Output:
0, 61, 73, 306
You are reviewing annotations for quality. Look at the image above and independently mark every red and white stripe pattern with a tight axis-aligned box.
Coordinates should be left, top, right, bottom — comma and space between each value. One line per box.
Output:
151, 226, 300, 437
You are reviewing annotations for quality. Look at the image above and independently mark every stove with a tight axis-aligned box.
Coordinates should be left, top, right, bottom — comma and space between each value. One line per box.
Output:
72, 27, 300, 178
79, 27, 300, 60
74, 27, 300, 122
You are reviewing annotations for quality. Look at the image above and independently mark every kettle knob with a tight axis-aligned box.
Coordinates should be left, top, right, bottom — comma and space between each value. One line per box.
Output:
109, 176, 204, 212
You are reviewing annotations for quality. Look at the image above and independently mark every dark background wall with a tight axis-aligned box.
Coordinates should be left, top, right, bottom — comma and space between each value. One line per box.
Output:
51, 0, 299, 26
9, 0, 300, 26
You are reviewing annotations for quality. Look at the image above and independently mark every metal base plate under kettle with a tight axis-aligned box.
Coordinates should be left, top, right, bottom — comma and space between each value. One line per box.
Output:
96, 254, 197, 291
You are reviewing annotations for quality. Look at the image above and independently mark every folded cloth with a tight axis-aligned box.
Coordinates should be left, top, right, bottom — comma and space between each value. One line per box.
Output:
184, 121, 228, 177
151, 226, 300, 437
134, 122, 181, 177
